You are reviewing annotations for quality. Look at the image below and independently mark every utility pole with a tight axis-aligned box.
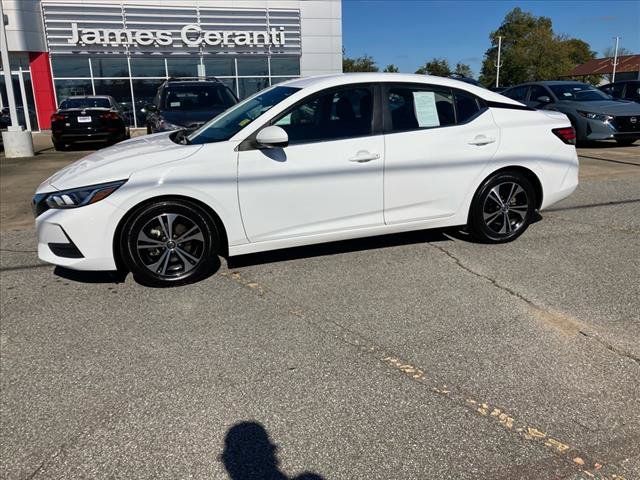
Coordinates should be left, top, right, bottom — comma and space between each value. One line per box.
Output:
495, 36, 503, 88
0, 0, 34, 157
611, 36, 620, 83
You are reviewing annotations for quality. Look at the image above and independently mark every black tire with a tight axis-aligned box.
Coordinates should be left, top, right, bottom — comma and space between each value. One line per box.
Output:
146, 125, 152, 135
53, 141, 66, 151
616, 138, 637, 146
120, 200, 220, 287
468, 171, 536, 243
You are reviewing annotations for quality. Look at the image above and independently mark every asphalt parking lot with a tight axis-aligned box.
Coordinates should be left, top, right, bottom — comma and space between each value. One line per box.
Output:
1, 139, 639, 479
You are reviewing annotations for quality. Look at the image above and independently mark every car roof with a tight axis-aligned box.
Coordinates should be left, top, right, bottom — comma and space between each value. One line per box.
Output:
164, 79, 223, 86
280, 73, 520, 104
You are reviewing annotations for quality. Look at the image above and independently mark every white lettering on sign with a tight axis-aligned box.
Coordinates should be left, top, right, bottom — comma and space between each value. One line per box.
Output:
68, 23, 286, 47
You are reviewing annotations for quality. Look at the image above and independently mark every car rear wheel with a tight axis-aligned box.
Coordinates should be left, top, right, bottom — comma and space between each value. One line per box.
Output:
53, 141, 66, 151
468, 172, 536, 243
120, 200, 219, 286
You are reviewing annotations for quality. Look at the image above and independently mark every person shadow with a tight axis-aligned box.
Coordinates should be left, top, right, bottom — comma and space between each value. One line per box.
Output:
220, 421, 324, 480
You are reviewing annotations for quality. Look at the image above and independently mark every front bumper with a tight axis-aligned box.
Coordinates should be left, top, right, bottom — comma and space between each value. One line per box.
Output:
583, 116, 640, 141
36, 200, 121, 271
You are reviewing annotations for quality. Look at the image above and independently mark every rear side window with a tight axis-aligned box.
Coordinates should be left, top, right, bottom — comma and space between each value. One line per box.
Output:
504, 85, 528, 102
386, 85, 455, 132
60, 98, 111, 109
623, 82, 640, 101
454, 90, 483, 123
273, 86, 373, 144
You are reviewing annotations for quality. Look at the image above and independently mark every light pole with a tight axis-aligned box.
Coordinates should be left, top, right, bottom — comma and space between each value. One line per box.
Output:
611, 36, 620, 83
495, 36, 503, 88
0, 0, 34, 157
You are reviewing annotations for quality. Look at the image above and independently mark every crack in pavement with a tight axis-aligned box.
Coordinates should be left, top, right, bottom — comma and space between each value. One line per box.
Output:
430, 243, 640, 366
219, 268, 631, 480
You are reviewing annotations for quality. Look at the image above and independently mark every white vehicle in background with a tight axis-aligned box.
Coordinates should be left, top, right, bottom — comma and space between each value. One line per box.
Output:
33, 73, 578, 286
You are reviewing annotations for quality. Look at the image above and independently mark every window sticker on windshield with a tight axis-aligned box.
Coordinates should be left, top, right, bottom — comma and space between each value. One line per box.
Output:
170, 101, 181, 107
563, 92, 572, 97
413, 91, 440, 127
239, 118, 251, 127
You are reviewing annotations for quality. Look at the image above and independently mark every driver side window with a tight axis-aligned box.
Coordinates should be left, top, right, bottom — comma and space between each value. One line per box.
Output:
273, 86, 374, 144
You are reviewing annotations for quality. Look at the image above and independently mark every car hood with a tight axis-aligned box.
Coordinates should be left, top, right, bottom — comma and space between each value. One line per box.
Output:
558, 100, 640, 115
160, 109, 226, 128
37, 132, 202, 193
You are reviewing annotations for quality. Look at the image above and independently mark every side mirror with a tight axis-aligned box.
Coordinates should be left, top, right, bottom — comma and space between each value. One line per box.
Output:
537, 95, 551, 104
256, 125, 288, 148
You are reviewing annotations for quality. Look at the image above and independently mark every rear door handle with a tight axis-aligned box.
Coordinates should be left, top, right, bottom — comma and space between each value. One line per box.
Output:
468, 135, 496, 146
349, 151, 380, 163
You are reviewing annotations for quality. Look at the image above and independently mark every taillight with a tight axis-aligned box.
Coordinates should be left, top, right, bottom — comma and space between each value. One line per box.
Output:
552, 127, 576, 145
51, 113, 65, 122
100, 112, 120, 120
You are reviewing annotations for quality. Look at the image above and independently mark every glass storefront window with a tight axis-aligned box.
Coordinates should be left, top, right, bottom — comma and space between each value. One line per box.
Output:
166, 57, 199, 77
132, 79, 165, 127
91, 57, 130, 78
94, 79, 135, 126
203, 56, 235, 77
54, 79, 93, 103
51, 56, 90, 77
238, 77, 270, 99
237, 57, 268, 76
270, 57, 300, 76
130, 57, 166, 77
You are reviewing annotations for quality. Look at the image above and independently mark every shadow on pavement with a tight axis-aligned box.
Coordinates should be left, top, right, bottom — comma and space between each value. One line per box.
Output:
221, 421, 324, 480
54, 266, 128, 284
228, 228, 451, 268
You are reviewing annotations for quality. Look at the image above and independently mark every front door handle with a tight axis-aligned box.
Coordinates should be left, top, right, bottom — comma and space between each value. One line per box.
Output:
349, 151, 380, 163
468, 135, 496, 146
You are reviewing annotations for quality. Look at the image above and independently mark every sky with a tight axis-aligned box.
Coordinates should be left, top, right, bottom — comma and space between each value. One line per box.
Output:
342, 0, 640, 77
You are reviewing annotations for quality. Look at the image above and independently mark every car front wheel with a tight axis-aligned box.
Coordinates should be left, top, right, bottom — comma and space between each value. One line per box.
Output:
120, 200, 220, 286
468, 172, 536, 243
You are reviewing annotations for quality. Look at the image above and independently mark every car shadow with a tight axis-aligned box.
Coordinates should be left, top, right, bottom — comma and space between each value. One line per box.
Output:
227, 228, 451, 268
220, 421, 324, 480
53, 266, 128, 284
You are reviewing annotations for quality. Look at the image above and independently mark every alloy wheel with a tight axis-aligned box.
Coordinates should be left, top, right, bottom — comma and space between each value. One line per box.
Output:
482, 182, 529, 235
136, 213, 205, 277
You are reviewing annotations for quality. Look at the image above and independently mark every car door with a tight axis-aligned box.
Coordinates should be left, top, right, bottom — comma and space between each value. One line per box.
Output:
383, 83, 500, 224
237, 84, 384, 243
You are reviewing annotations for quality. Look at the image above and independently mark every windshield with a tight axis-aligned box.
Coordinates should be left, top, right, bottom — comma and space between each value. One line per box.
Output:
549, 83, 611, 102
188, 86, 300, 144
60, 98, 111, 109
162, 84, 237, 111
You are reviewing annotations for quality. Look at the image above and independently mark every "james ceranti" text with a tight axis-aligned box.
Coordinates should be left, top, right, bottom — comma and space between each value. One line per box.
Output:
68, 23, 287, 47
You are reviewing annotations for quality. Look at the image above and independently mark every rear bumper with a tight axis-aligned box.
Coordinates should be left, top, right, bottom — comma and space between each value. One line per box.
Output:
52, 129, 126, 144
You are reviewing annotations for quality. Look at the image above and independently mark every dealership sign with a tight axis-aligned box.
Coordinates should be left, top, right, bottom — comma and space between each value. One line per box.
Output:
68, 23, 287, 48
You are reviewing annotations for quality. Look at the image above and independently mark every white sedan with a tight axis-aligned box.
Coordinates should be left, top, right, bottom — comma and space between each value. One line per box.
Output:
34, 73, 578, 286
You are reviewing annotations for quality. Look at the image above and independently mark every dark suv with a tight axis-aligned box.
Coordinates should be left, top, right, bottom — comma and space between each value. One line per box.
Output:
144, 78, 237, 134
599, 80, 640, 104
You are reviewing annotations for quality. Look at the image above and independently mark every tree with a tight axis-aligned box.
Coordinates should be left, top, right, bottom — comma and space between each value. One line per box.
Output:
453, 62, 473, 78
415, 58, 451, 76
383, 64, 399, 73
602, 45, 633, 58
479, 8, 596, 87
342, 51, 379, 72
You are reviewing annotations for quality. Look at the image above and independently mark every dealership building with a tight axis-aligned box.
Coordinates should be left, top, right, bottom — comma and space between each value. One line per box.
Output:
0, 0, 343, 130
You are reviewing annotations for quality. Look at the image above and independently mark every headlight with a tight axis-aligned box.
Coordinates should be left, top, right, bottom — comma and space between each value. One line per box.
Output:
577, 111, 614, 122
43, 180, 127, 210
